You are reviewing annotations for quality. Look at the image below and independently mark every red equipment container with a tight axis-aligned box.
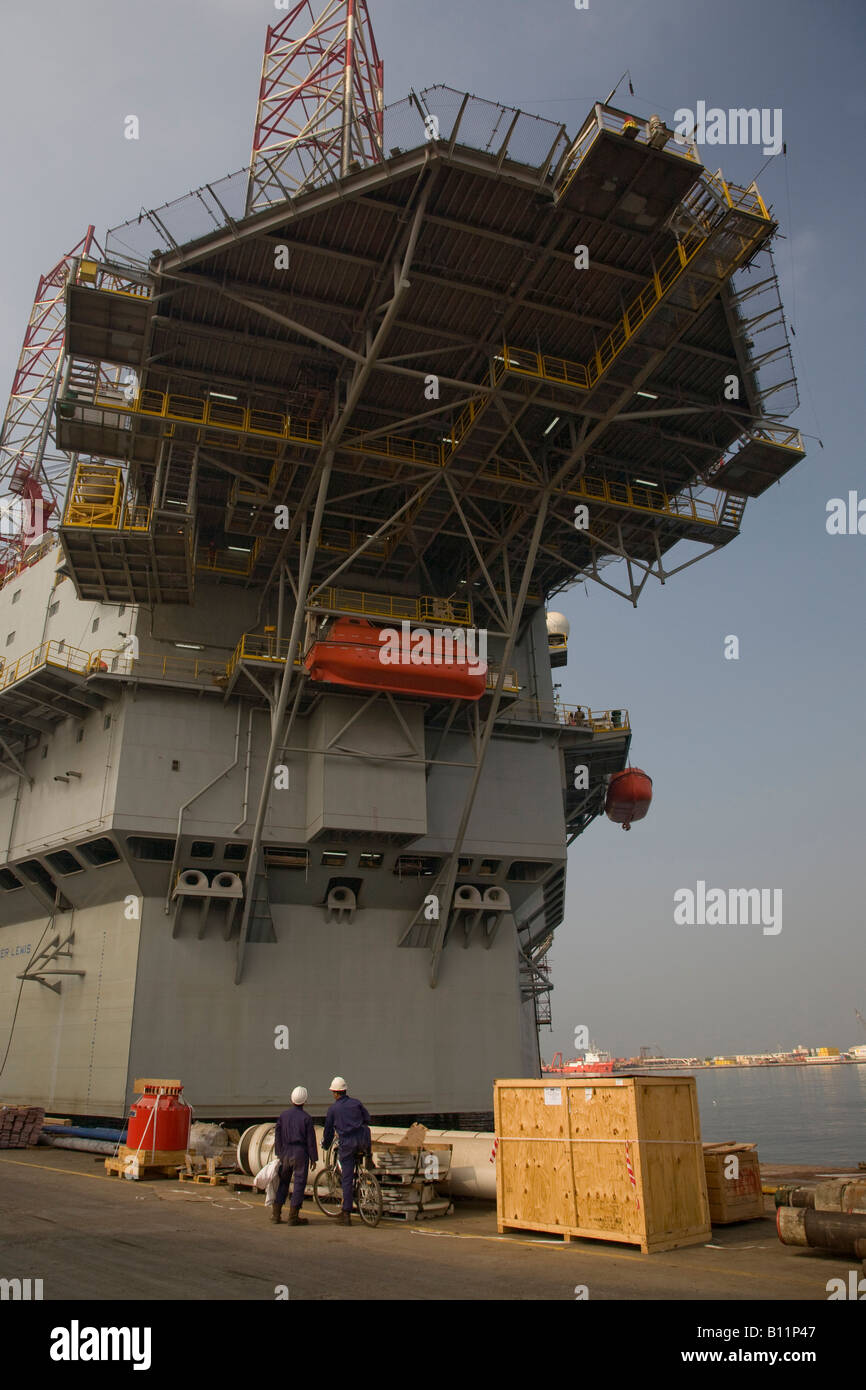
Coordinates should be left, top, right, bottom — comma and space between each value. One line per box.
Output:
605, 767, 653, 830
126, 1079, 191, 1153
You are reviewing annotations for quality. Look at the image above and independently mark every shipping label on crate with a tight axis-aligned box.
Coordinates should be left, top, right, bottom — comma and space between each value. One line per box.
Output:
543, 1087, 562, 1106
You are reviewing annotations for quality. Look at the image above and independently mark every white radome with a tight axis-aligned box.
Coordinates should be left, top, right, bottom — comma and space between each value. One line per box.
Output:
546, 611, 570, 639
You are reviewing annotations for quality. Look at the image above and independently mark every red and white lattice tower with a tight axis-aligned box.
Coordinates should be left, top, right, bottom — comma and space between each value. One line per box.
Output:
247, 0, 384, 213
0, 227, 99, 575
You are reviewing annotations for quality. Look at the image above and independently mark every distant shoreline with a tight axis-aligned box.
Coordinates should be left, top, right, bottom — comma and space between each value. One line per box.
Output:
542, 1058, 866, 1074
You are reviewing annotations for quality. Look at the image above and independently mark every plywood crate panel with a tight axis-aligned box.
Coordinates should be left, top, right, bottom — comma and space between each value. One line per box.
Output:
494, 1077, 712, 1253
703, 1142, 764, 1223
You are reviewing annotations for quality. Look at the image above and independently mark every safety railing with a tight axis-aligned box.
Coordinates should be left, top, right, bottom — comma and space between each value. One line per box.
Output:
723, 180, 770, 221
319, 528, 391, 559
485, 666, 520, 694
62, 464, 124, 529
63, 168, 770, 484
556, 104, 700, 197
748, 424, 804, 452
567, 473, 722, 526
707, 424, 806, 487
123, 504, 151, 531
132, 388, 327, 449
498, 699, 630, 731
225, 632, 304, 679
445, 395, 491, 455
0, 534, 58, 592
61, 463, 155, 534
60, 168, 775, 546
91, 648, 229, 688
344, 429, 442, 467
0, 640, 94, 693
229, 461, 280, 505
195, 540, 260, 576
478, 454, 729, 528
76, 257, 152, 299
311, 587, 473, 626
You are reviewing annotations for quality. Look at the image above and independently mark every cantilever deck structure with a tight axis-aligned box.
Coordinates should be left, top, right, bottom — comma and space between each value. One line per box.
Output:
0, 73, 804, 1118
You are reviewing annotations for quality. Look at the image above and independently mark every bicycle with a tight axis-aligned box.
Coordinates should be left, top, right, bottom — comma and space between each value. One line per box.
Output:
313, 1142, 383, 1227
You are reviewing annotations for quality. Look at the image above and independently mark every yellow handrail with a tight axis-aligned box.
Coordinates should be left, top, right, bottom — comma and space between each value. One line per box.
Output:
0, 640, 93, 692
499, 698, 630, 731
485, 666, 520, 693
63, 464, 124, 529
63, 169, 771, 476
311, 587, 473, 625
556, 104, 701, 198
194, 540, 260, 576
57, 166, 775, 568
225, 633, 304, 678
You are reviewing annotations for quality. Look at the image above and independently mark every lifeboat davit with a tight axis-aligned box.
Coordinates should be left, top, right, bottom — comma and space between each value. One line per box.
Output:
304, 617, 487, 701
605, 767, 653, 830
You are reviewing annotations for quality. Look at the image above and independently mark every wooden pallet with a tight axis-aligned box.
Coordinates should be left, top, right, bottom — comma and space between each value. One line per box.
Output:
104, 1145, 187, 1181
0, 1105, 45, 1149
179, 1153, 234, 1185
228, 1173, 257, 1190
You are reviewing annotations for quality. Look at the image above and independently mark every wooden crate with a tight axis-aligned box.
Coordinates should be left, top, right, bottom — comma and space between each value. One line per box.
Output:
702, 1142, 764, 1223
494, 1076, 711, 1253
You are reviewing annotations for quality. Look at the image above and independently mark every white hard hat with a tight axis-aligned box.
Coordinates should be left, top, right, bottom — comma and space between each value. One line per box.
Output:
291, 1086, 308, 1105
329, 1076, 347, 1092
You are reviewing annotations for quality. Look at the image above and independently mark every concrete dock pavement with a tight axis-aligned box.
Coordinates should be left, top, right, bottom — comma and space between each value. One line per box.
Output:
0, 1147, 853, 1302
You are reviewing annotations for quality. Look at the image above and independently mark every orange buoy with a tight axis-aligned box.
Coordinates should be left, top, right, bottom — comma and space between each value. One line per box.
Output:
605, 767, 652, 830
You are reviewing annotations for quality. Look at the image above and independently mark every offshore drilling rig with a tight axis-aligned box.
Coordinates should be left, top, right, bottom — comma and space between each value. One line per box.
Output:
0, 2, 804, 1118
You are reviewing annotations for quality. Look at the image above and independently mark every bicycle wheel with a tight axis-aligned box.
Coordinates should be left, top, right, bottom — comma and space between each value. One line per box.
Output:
356, 1170, 383, 1227
313, 1164, 343, 1218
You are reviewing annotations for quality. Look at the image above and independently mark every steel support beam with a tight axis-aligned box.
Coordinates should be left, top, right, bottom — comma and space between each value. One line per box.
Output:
400, 489, 550, 985
235, 176, 434, 983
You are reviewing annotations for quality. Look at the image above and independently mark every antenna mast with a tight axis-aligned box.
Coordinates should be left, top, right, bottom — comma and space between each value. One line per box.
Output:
0, 228, 99, 574
246, 0, 384, 214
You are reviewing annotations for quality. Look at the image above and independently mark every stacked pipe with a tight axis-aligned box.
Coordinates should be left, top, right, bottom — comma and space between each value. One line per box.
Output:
39, 1124, 127, 1156
776, 1179, 866, 1257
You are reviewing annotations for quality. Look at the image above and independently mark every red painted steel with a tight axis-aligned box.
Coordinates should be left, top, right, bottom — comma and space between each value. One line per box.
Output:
127, 1086, 191, 1153
247, 1, 384, 210
305, 617, 487, 700
605, 767, 653, 830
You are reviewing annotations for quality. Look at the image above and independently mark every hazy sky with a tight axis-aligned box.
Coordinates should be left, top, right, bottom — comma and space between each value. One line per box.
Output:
1, 0, 863, 1058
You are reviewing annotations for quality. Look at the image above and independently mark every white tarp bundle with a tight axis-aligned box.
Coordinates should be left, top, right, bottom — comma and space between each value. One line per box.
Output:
188, 1122, 231, 1157
253, 1157, 281, 1205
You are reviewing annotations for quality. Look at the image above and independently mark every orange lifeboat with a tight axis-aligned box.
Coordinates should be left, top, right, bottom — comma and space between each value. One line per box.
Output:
605, 767, 653, 830
304, 617, 487, 701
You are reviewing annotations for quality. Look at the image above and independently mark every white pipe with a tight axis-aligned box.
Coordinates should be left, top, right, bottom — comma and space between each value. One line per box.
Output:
39, 1135, 116, 1155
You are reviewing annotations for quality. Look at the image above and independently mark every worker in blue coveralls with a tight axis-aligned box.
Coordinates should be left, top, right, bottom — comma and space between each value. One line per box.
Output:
322, 1076, 372, 1226
272, 1085, 318, 1226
